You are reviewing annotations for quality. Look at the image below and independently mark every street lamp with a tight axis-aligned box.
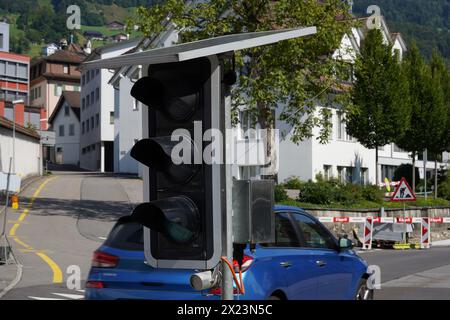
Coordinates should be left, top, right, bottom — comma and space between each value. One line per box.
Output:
12, 99, 24, 174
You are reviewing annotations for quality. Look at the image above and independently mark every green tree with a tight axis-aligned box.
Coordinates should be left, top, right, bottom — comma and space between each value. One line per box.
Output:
346, 28, 409, 185
428, 49, 450, 198
127, 0, 356, 145
396, 43, 442, 192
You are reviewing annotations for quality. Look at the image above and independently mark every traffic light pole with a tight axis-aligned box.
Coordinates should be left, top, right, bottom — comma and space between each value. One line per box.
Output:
221, 79, 234, 301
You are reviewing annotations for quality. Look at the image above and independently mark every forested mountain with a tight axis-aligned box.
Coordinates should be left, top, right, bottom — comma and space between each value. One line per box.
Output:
353, 0, 450, 61
0, 0, 449, 62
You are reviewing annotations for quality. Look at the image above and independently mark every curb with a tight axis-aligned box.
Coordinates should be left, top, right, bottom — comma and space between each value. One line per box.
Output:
0, 175, 44, 299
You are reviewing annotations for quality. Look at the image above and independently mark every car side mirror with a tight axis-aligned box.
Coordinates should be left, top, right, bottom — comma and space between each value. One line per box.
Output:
338, 237, 354, 250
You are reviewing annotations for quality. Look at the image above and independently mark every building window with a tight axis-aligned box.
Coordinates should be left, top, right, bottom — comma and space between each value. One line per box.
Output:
82, 74, 85, 85
82, 148, 85, 154
96, 113, 99, 127
110, 111, 114, 124
82, 122, 85, 134
90, 91, 94, 105
86, 95, 90, 107
90, 70, 95, 80
59, 125, 65, 137
92, 144, 96, 151
360, 168, 368, 185
0, 33, 3, 50
87, 71, 90, 83
82, 98, 85, 110
95, 87, 99, 101
381, 165, 397, 181
69, 124, 75, 136
337, 166, 344, 183
96, 69, 99, 76
393, 144, 405, 153
38, 86, 41, 98
86, 119, 90, 132
91, 116, 94, 129
87, 145, 91, 152
345, 167, 354, 183
323, 165, 332, 180
132, 99, 139, 111
55, 84, 62, 96
63, 65, 69, 74
65, 106, 70, 116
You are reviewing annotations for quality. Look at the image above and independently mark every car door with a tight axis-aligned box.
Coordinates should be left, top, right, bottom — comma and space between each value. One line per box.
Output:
260, 212, 319, 299
289, 212, 354, 300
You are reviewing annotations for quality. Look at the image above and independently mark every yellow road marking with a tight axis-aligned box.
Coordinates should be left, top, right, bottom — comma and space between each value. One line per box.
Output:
8, 177, 63, 284
35, 252, 63, 283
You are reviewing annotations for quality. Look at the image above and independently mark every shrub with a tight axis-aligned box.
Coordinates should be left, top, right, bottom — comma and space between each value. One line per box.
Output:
438, 173, 450, 200
284, 177, 303, 189
297, 181, 334, 205
275, 184, 289, 202
361, 184, 384, 202
393, 163, 420, 187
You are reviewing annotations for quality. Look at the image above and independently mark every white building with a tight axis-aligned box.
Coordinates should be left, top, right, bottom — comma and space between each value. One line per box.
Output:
0, 116, 40, 178
109, 27, 178, 175
80, 38, 141, 172
48, 91, 80, 165
277, 17, 449, 185
41, 43, 59, 57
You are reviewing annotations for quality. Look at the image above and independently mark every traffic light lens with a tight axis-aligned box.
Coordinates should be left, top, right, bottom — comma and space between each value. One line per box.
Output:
130, 137, 199, 184
164, 93, 199, 122
131, 196, 200, 244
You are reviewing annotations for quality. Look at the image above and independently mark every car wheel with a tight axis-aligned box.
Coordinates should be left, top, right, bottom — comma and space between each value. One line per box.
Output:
355, 279, 374, 300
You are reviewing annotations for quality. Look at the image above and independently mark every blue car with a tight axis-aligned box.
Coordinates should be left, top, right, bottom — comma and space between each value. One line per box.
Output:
85, 205, 373, 300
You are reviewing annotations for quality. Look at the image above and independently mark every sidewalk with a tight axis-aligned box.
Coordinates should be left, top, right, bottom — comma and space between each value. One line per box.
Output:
432, 239, 450, 247
0, 175, 42, 298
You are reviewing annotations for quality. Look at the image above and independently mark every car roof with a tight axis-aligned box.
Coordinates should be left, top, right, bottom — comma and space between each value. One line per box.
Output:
274, 205, 306, 213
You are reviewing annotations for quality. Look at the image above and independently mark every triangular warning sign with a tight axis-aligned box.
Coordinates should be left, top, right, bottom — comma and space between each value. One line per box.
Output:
391, 177, 416, 202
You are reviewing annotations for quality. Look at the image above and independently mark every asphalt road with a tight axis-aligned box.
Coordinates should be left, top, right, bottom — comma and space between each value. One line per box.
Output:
2, 172, 450, 300
360, 247, 450, 299
2, 172, 142, 300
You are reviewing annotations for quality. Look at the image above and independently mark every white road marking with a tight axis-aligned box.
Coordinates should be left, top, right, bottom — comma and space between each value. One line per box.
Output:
28, 292, 85, 300
98, 236, 107, 240
28, 296, 66, 300
52, 293, 84, 300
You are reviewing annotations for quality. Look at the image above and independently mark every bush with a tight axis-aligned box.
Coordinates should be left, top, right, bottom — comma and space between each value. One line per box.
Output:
296, 179, 383, 206
438, 172, 450, 200
284, 177, 303, 189
275, 184, 288, 202
393, 163, 420, 187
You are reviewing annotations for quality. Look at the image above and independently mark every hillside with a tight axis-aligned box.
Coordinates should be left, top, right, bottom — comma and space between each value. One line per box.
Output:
0, 0, 151, 57
353, 0, 450, 61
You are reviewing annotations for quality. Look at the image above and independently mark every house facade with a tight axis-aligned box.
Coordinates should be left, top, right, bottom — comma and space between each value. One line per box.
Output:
0, 116, 41, 178
277, 18, 449, 185
109, 28, 178, 175
29, 50, 85, 130
80, 38, 142, 172
48, 91, 81, 165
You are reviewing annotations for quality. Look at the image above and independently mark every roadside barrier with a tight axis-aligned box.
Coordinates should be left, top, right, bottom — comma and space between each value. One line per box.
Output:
318, 216, 450, 250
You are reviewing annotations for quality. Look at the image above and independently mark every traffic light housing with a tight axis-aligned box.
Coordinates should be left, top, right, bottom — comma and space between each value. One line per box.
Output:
130, 57, 223, 269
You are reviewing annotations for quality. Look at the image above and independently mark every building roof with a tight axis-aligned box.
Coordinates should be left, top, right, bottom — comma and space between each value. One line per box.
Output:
43, 50, 85, 64
83, 37, 143, 64
0, 116, 40, 140
48, 91, 81, 124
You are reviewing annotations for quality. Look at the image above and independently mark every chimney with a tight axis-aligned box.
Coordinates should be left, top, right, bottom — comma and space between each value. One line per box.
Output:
84, 40, 92, 55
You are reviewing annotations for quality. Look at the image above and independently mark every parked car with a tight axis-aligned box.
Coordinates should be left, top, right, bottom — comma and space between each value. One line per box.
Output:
85, 205, 373, 300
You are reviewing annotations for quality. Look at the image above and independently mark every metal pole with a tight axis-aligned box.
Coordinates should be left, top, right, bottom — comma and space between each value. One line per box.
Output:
423, 149, 427, 200
1, 158, 12, 237
12, 106, 16, 174
221, 78, 234, 301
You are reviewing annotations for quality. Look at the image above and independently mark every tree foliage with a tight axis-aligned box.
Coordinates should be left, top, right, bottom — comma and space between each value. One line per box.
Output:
346, 28, 409, 150
128, 0, 356, 143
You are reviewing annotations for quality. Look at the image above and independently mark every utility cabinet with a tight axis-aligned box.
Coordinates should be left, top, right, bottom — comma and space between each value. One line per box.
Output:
232, 179, 275, 244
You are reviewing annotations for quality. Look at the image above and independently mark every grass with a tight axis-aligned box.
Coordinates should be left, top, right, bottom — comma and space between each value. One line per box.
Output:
279, 196, 450, 210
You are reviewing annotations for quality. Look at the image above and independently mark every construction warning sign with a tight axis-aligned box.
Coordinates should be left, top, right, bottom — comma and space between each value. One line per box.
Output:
391, 177, 416, 202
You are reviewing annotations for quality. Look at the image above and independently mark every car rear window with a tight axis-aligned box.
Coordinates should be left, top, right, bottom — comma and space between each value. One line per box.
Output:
104, 215, 144, 251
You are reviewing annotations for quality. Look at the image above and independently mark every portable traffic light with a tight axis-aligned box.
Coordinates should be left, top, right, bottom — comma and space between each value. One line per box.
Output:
130, 57, 223, 269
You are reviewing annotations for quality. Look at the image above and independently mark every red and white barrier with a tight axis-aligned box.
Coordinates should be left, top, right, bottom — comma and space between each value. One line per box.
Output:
318, 215, 450, 250
421, 218, 430, 249
363, 217, 373, 250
